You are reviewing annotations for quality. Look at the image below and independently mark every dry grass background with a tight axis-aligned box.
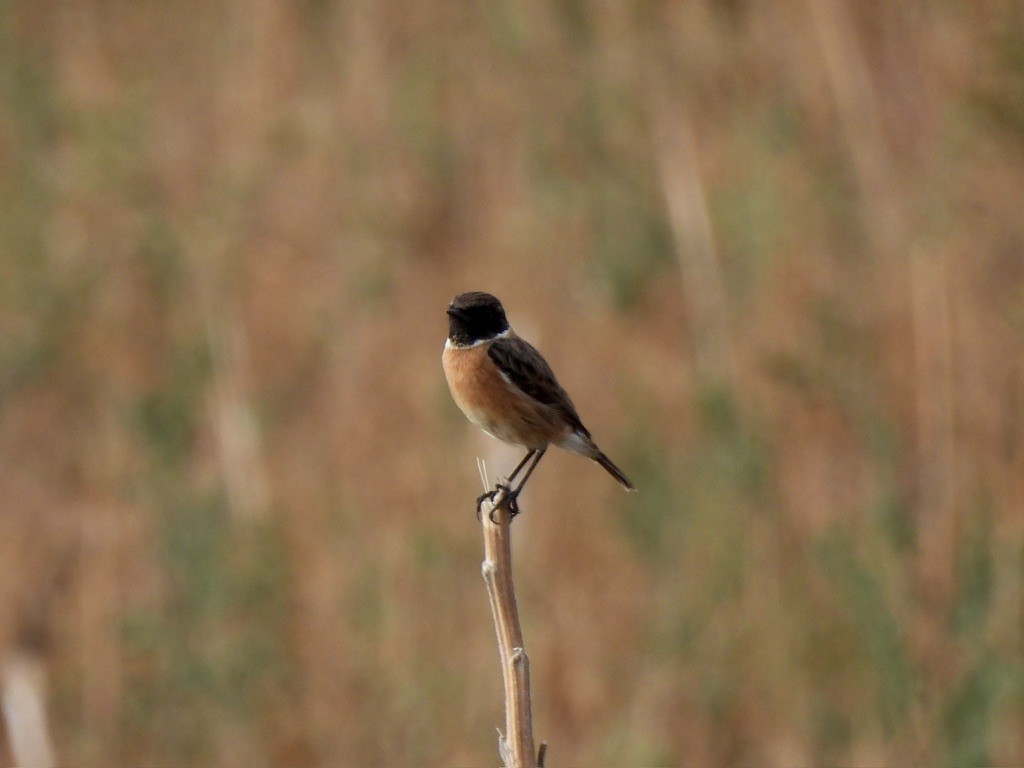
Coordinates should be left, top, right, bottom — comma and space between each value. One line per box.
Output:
1, 0, 1023, 765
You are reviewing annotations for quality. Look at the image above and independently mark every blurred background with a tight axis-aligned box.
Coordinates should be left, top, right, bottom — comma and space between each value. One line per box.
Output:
1, 1, 1023, 765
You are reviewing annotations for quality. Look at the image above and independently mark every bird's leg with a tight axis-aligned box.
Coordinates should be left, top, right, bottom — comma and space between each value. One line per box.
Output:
478, 448, 549, 522
476, 449, 535, 519
493, 447, 547, 521
509, 447, 546, 498
504, 449, 539, 487
476, 450, 535, 520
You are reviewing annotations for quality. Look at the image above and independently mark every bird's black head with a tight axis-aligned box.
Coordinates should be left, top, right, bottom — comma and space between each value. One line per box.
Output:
446, 291, 509, 346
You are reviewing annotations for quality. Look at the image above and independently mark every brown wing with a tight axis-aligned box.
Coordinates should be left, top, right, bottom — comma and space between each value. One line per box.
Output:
487, 336, 590, 437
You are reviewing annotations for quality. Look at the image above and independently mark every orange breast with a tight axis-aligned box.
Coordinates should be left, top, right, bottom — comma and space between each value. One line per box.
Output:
442, 341, 568, 449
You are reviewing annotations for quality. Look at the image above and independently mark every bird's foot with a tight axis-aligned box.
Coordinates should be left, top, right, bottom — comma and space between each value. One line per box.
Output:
475, 488, 498, 520
500, 486, 521, 521
475, 483, 521, 523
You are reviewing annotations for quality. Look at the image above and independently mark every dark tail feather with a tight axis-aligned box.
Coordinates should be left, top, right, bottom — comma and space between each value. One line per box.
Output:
595, 452, 636, 491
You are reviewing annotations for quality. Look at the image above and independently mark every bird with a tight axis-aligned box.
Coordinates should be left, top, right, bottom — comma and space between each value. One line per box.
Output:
442, 291, 635, 519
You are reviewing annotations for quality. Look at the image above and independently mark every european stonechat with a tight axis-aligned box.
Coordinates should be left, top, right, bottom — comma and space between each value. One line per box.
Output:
442, 291, 635, 517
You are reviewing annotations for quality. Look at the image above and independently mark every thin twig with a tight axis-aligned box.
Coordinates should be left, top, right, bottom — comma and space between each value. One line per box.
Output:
477, 460, 540, 768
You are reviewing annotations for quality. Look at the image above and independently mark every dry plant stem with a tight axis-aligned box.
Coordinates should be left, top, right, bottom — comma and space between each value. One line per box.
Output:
478, 461, 538, 768
1, 651, 57, 768
910, 250, 957, 606
649, 95, 738, 390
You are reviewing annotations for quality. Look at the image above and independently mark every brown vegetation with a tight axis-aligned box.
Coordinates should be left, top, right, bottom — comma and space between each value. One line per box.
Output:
1, 1, 1023, 765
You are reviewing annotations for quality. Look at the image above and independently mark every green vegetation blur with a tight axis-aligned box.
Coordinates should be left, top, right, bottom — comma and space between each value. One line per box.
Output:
1, 1, 1023, 765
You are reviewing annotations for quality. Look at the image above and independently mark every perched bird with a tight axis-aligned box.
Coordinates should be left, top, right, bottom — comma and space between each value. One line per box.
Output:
442, 291, 635, 518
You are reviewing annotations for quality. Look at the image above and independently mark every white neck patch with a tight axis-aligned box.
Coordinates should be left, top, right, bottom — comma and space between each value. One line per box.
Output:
445, 328, 511, 349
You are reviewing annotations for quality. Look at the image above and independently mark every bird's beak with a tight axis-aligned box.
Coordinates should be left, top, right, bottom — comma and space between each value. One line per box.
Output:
446, 306, 462, 318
